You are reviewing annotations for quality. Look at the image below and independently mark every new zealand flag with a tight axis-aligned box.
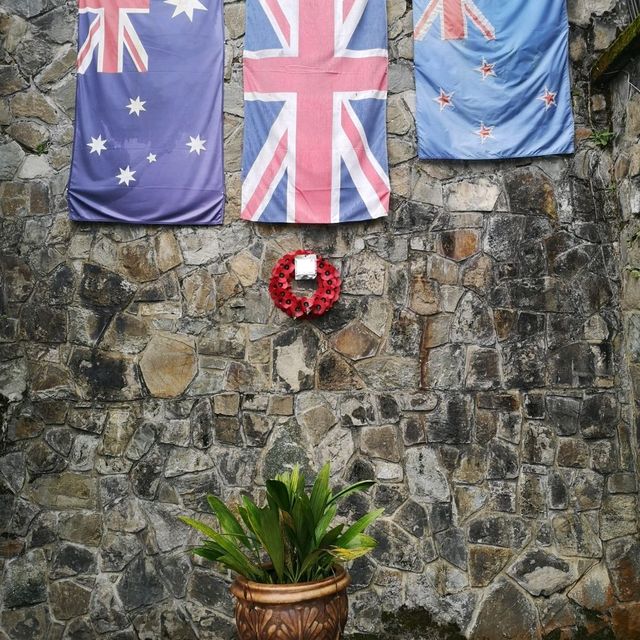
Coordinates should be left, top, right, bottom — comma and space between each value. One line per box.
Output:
413, 0, 575, 160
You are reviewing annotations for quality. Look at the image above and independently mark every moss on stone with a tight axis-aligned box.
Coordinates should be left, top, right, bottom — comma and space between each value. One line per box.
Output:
542, 620, 616, 640
345, 607, 465, 640
591, 15, 640, 84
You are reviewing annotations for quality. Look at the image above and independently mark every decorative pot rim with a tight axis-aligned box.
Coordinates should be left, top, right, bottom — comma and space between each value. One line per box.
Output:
230, 565, 351, 605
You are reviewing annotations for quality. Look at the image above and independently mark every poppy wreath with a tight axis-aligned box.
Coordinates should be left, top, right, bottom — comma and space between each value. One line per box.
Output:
269, 250, 341, 319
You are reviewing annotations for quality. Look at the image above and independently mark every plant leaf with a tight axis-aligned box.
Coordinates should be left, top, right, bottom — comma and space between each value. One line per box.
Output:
328, 480, 376, 506
236, 504, 254, 534
216, 554, 266, 582
314, 504, 337, 544
310, 463, 331, 524
191, 519, 262, 579
298, 548, 327, 581
179, 516, 218, 540
266, 479, 291, 513
240, 496, 263, 536
336, 533, 377, 551
335, 508, 383, 547
207, 496, 250, 548
330, 532, 377, 561
319, 523, 344, 548
331, 546, 374, 561
257, 505, 286, 582
291, 494, 315, 559
288, 464, 303, 497
192, 547, 223, 562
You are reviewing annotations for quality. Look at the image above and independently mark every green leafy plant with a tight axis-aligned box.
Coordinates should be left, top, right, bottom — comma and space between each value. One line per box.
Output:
590, 129, 615, 148
180, 463, 382, 584
35, 141, 50, 155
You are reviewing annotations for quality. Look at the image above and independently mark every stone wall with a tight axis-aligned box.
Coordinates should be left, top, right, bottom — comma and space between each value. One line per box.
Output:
1, 0, 639, 638
609, 9, 640, 549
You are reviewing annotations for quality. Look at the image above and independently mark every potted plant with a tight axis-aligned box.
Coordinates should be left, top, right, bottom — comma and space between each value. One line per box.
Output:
180, 463, 382, 640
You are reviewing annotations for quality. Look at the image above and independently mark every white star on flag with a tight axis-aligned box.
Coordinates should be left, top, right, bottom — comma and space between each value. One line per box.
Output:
127, 96, 146, 116
476, 58, 496, 80
146, 153, 157, 163
87, 135, 107, 155
434, 88, 454, 111
187, 135, 206, 155
475, 122, 494, 143
538, 87, 557, 110
117, 166, 136, 185
165, 0, 207, 21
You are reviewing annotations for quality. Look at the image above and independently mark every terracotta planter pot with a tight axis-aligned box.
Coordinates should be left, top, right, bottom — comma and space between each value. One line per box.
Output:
230, 566, 351, 640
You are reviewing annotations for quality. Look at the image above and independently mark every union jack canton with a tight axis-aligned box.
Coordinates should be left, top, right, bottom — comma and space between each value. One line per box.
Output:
241, 0, 390, 224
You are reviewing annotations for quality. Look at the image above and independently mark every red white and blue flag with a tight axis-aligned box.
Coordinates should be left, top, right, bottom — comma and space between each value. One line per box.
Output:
413, 0, 575, 160
241, 0, 390, 224
68, 0, 225, 225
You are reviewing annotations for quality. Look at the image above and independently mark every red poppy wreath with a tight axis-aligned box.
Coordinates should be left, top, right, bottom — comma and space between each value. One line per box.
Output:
269, 250, 341, 319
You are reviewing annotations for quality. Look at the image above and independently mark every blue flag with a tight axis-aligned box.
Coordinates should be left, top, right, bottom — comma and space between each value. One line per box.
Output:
68, 0, 224, 225
413, 0, 575, 160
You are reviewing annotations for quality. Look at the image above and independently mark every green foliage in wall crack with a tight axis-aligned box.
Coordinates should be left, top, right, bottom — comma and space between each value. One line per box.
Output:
590, 129, 615, 147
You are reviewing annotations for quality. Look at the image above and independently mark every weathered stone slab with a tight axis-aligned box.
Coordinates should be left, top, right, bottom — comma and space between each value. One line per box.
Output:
405, 446, 450, 502
471, 579, 539, 640
568, 561, 616, 611
28, 473, 96, 509
468, 546, 512, 587
445, 179, 500, 212
507, 549, 578, 596
3, 549, 47, 608
140, 334, 197, 398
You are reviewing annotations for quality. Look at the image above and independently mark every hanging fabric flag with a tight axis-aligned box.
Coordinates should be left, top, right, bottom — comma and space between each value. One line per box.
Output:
68, 0, 224, 225
413, 0, 575, 160
241, 0, 390, 224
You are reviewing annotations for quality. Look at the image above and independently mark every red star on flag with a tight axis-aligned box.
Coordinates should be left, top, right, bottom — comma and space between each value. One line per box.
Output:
475, 122, 494, 143
476, 58, 496, 80
538, 87, 557, 110
434, 88, 454, 111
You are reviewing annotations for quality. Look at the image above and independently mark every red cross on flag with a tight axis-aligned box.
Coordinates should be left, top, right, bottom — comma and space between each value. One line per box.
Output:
77, 0, 150, 73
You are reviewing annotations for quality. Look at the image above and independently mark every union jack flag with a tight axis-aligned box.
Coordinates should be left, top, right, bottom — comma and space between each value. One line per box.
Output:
241, 0, 390, 224
77, 0, 150, 74
414, 0, 495, 41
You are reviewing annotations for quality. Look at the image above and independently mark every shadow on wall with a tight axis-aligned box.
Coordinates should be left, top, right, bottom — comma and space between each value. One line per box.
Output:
348, 606, 624, 640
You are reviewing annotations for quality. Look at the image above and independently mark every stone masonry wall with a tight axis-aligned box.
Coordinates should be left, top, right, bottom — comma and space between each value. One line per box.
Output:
1, 0, 639, 638
609, 12, 640, 568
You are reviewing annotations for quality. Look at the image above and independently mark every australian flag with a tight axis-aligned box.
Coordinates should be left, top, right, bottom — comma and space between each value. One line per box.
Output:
68, 0, 224, 225
241, 0, 390, 224
413, 0, 575, 160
